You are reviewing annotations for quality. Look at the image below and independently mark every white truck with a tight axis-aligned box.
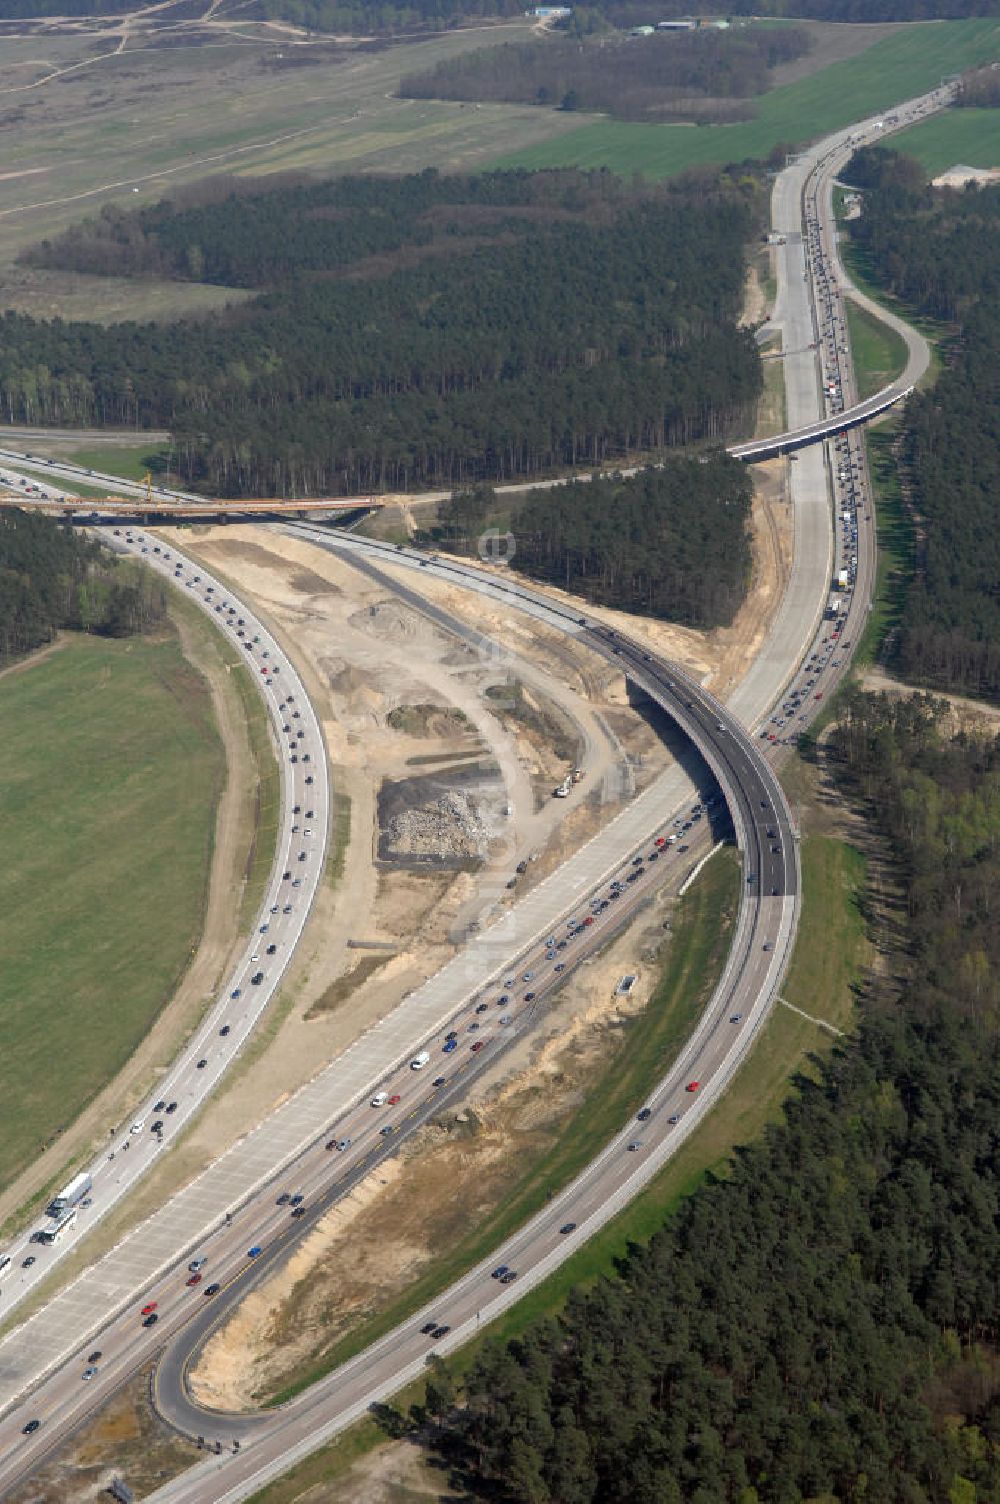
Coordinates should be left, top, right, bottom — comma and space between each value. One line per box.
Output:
47, 1171, 92, 1218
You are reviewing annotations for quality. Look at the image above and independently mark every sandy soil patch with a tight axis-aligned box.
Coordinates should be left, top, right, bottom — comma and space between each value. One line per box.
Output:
4, 1367, 199, 1504
189, 880, 678, 1409
861, 667, 1000, 732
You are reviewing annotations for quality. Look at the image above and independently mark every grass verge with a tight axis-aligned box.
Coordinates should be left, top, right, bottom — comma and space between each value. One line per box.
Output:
66, 443, 173, 484
230, 658, 282, 933
0, 628, 224, 1192
326, 793, 352, 889
855, 420, 915, 669
845, 300, 908, 400
266, 846, 742, 1405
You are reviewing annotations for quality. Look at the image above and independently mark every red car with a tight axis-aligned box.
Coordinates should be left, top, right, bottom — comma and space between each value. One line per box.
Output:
654, 837, 666, 847
186, 1273, 202, 1287
141, 1302, 157, 1315
814, 692, 823, 700
582, 916, 595, 927
685, 1081, 700, 1093
471, 1041, 485, 1053
388, 1094, 401, 1106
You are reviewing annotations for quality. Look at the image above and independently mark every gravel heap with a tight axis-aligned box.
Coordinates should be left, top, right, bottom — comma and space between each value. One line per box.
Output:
387, 791, 492, 859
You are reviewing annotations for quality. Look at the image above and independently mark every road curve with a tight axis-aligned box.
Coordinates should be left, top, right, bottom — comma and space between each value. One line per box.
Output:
0, 84, 941, 1502
0, 523, 330, 1326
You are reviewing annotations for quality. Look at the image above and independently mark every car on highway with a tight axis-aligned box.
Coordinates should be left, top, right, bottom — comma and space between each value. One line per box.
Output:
370, 1092, 388, 1107
204, 1283, 220, 1297
82, 1366, 98, 1381
22, 1256, 35, 1268
196, 1058, 207, 1070
186, 1273, 202, 1287
559, 1222, 577, 1235
443, 1039, 458, 1054
433, 1076, 447, 1087
627, 1141, 642, 1152
22, 1420, 41, 1435
730, 1014, 743, 1024
421, 1321, 438, 1335
431, 1325, 450, 1338
141, 1303, 157, 1315
88, 1350, 102, 1363
686, 1081, 700, 1092
388, 1093, 401, 1106
219, 1024, 231, 1036
166, 1101, 177, 1113
247, 1246, 263, 1258
637, 1107, 652, 1122
142, 1313, 159, 1327
291, 1206, 306, 1219
380, 1125, 395, 1136
336, 1139, 351, 1151
491, 1265, 509, 1280
470, 1040, 485, 1053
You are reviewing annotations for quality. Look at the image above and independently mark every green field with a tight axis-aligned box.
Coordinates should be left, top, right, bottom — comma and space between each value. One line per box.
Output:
846, 299, 909, 400
0, 628, 224, 1192
889, 106, 1000, 175
66, 445, 174, 485
495, 21, 1000, 179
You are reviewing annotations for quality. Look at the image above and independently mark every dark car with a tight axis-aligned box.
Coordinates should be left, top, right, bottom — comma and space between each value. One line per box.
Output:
431, 1325, 451, 1339
22, 1420, 41, 1435
166, 1101, 178, 1114
432, 1075, 447, 1087
88, 1350, 102, 1363
142, 1313, 159, 1328
276, 1193, 290, 1205
251, 971, 264, 985
196, 1058, 207, 1070
154, 1100, 166, 1111
421, 1321, 438, 1334
291, 1206, 306, 1218
559, 1223, 577, 1235
204, 1283, 221, 1296
637, 1107, 652, 1122
219, 1024, 231, 1037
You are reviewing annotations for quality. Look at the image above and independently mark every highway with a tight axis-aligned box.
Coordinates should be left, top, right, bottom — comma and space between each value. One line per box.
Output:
0, 85, 938, 1502
0, 527, 330, 1325
0, 560, 798, 1501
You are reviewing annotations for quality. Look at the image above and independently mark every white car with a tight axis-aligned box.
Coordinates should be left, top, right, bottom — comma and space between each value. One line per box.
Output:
370, 1091, 389, 1107
130, 1119, 145, 1134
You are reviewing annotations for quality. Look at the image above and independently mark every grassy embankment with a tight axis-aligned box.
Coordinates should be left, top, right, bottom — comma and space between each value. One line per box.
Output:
66, 444, 173, 484
249, 831, 868, 1502
845, 300, 908, 401
267, 845, 743, 1404
496, 21, 999, 179
0, 628, 224, 1194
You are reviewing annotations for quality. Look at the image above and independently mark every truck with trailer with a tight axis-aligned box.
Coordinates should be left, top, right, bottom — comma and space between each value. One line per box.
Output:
47, 1171, 92, 1218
